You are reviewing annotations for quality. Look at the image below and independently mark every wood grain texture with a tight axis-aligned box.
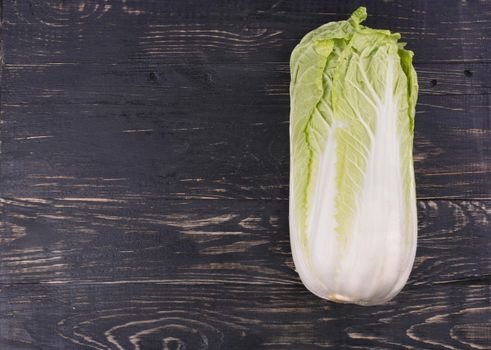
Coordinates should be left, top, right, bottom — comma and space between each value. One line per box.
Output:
0, 197, 489, 349
0, 198, 488, 286
3, 0, 491, 64
0, 283, 490, 349
0, 0, 490, 349
1, 74, 490, 200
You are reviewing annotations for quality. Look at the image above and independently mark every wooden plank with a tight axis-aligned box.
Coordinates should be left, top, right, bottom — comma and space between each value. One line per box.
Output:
0, 198, 488, 287
3, 62, 490, 98
1, 94, 489, 200
3, 0, 491, 64
0, 282, 489, 349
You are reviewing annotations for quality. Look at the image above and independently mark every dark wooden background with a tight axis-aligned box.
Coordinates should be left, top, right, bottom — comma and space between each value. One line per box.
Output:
0, 0, 489, 349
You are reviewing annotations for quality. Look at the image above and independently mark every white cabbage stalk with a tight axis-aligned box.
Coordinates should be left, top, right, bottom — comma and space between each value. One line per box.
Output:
289, 7, 418, 305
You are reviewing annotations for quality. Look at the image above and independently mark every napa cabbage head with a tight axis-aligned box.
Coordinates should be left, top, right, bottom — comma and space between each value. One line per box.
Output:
289, 7, 418, 305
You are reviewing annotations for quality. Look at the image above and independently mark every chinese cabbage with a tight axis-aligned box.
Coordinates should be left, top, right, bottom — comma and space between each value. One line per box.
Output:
289, 7, 418, 305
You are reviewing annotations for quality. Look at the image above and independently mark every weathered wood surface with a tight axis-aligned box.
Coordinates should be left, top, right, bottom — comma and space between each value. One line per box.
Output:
2, 93, 489, 200
4, 0, 491, 64
0, 198, 489, 286
0, 0, 490, 349
1, 283, 490, 349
